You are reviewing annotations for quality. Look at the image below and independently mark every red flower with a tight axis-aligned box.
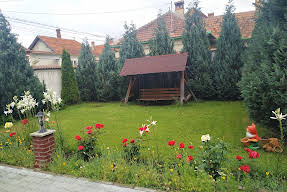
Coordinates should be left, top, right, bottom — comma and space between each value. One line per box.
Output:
122, 138, 128, 143
9, 132, 16, 137
130, 139, 135, 143
139, 127, 144, 131
187, 156, 193, 162
168, 140, 175, 146
240, 165, 250, 173
249, 151, 260, 159
176, 154, 182, 159
179, 143, 185, 149
87, 130, 92, 134
75, 135, 82, 141
78, 146, 84, 151
244, 148, 252, 153
21, 119, 28, 125
95, 124, 104, 129
86, 126, 93, 130
123, 143, 127, 147
52, 121, 55, 124
236, 155, 243, 161
188, 145, 194, 149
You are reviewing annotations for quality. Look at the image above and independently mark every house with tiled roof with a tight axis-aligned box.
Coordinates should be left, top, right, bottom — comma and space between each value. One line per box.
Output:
113, 0, 256, 56
28, 29, 105, 96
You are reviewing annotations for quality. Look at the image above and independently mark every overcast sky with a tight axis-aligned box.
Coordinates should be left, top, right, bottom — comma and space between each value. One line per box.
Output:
0, 0, 255, 47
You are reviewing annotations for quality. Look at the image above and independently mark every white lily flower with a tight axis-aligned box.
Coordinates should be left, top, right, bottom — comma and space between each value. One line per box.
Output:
270, 109, 287, 121
151, 121, 157, 125
201, 134, 211, 142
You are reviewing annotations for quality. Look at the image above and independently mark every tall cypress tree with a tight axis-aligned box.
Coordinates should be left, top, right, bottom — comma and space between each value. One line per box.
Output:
149, 14, 175, 56
0, 12, 43, 121
76, 40, 97, 101
213, 0, 244, 100
61, 49, 80, 105
182, 0, 215, 99
239, 0, 287, 128
97, 36, 119, 101
117, 23, 145, 98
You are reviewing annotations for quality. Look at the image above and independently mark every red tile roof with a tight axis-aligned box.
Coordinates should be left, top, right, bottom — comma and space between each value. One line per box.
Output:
38, 36, 82, 55
91, 44, 105, 57
120, 53, 189, 76
136, 10, 255, 42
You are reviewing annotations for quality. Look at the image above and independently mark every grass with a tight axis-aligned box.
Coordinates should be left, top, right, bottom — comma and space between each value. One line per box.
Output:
53, 101, 287, 173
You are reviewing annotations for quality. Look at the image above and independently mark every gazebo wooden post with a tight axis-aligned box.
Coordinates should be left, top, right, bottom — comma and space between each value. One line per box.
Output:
180, 71, 185, 105
124, 77, 133, 104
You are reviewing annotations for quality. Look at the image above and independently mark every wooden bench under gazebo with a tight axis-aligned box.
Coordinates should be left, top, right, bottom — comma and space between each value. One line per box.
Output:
120, 53, 196, 104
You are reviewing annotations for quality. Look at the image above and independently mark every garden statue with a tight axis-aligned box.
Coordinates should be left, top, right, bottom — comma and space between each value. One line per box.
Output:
241, 123, 261, 150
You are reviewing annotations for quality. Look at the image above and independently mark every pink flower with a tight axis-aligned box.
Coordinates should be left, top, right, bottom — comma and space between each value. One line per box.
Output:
130, 139, 135, 143
176, 154, 182, 159
122, 138, 128, 143
236, 155, 243, 161
179, 143, 185, 149
21, 119, 28, 125
75, 135, 82, 141
244, 148, 252, 153
240, 165, 250, 173
187, 156, 193, 162
86, 126, 93, 130
78, 146, 84, 151
188, 145, 194, 149
168, 140, 175, 146
249, 151, 260, 159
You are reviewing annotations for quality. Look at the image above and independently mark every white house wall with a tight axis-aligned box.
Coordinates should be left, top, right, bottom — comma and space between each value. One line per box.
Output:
34, 69, 62, 96
32, 40, 53, 52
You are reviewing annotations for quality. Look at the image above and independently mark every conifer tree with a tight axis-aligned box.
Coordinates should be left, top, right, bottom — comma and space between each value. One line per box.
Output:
0, 12, 43, 121
149, 14, 175, 56
182, 0, 215, 99
213, 0, 244, 100
117, 23, 145, 98
97, 36, 119, 101
61, 49, 80, 104
76, 40, 97, 101
239, 0, 287, 128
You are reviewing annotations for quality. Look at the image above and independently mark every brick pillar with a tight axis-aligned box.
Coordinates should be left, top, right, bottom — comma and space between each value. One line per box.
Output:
30, 130, 56, 168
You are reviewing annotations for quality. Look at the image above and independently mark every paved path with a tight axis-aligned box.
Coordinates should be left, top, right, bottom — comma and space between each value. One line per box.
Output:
0, 165, 155, 192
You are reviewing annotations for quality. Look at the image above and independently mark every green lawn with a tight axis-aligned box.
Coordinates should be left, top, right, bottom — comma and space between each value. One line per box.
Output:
54, 101, 287, 173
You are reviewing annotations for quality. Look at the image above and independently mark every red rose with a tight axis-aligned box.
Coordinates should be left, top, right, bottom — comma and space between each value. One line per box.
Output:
179, 143, 185, 149
130, 139, 135, 143
188, 145, 194, 149
187, 156, 193, 161
236, 155, 243, 161
75, 135, 81, 141
87, 130, 92, 134
78, 146, 84, 150
240, 165, 250, 173
139, 127, 144, 131
244, 148, 251, 153
176, 154, 182, 159
249, 151, 259, 159
168, 140, 175, 146
95, 124, 104, 129
22, 119, 28, 125
123, 143, 127, 147
86, 126, 93, 130
9, 132, 16, 137
122, 138, 128, 143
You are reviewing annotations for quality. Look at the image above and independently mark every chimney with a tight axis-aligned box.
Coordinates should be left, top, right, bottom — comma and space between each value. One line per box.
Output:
56, 29, 61, 39
174, 0, 184, 16
91, 41, 96, 50
208, 12, 214, 17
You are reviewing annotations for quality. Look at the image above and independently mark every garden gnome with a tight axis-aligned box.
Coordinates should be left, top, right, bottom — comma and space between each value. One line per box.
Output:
246, 123, 261, 149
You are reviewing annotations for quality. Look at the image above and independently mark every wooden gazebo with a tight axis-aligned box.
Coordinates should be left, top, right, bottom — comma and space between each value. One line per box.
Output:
120, 53, 195, 104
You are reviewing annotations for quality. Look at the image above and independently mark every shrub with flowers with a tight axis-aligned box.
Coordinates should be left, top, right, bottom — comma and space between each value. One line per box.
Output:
197, 134, 228, 180
121, 118, 157, 163
74, 124, 104, 161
